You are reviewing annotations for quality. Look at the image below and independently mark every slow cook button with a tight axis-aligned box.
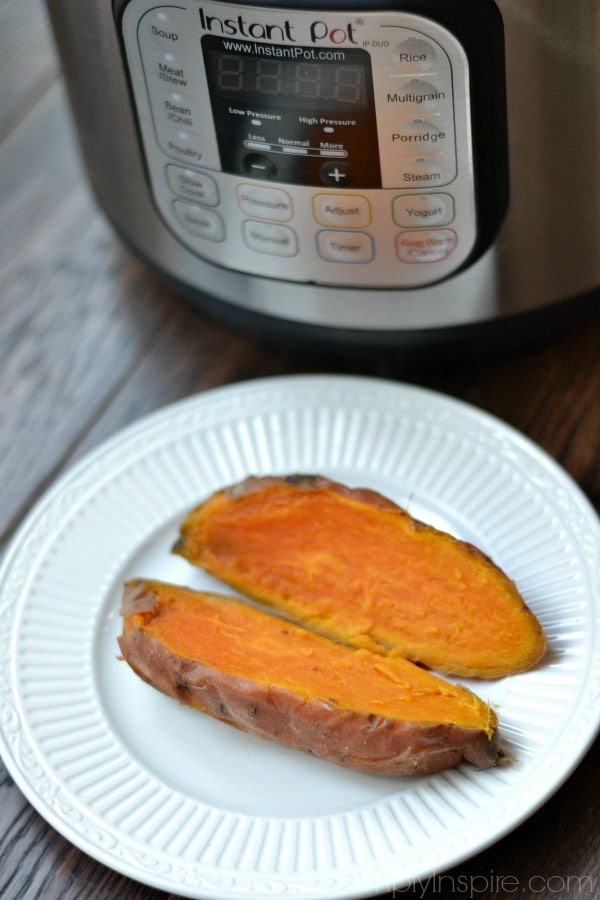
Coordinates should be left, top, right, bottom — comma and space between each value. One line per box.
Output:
173, 200, 225, 241
395, 228, 457, 263
242, 221, 298, 257
317, 230, 375, 263
167, 165, 219, 206
392, 192, 454, 227
139, 8, 188, 53
312, 193, 371, 228
237, 184, 293, 221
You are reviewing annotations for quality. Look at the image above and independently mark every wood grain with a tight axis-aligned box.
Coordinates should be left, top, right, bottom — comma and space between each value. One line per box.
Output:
0, 2, 598, 899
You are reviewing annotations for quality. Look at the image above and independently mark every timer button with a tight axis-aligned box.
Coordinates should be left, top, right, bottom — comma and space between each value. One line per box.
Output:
317, 230, 375, 264
392, 37, 437, 73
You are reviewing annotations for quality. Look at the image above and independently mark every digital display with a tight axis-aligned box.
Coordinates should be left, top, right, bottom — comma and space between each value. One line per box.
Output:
201, 35, 381, 187
209, 53, 369, 110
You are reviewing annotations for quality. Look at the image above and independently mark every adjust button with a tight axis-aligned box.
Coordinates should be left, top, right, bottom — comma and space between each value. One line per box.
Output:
312, 193, 371, 228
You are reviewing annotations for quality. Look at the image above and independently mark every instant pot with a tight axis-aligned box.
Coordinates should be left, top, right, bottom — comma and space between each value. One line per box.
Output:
45, 0, 599, 353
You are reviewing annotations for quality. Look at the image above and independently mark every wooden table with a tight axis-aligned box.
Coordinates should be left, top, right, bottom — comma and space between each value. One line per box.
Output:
1, 3, 599, 898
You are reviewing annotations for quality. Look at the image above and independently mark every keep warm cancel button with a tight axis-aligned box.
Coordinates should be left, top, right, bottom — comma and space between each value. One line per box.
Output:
396, 228, 457, 263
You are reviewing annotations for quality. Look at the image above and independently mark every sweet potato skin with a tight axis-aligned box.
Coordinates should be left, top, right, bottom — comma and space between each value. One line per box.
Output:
174, 474, 547, 678
118, 580, 499, 776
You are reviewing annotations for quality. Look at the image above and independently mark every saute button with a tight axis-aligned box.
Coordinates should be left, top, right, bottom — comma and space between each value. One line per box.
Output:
312, 194, 371, 228
395, 228, 457, 263
173, 201, 225, 241
392, 193, 454, 228
317, 230, 374, 263
167, 166, 219, 206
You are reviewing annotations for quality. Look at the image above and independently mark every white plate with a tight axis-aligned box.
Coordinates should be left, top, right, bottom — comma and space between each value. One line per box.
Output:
1, 374, 599, 899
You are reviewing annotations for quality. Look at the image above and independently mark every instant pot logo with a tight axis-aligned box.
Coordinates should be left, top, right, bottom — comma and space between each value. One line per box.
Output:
198, 7, 359, 44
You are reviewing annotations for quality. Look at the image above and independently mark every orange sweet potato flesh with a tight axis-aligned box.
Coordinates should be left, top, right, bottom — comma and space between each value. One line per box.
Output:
174, 475, 546, 678
119, 579, 499, 775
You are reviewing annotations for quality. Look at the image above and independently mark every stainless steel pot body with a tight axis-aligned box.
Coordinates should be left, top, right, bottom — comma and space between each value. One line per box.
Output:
45, 0, 600, 346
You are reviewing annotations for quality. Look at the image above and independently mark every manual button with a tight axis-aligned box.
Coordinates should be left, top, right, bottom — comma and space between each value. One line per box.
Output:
312, 194, 371, 228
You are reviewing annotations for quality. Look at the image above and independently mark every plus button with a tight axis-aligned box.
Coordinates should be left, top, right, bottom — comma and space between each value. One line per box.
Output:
320, 161, 352, 186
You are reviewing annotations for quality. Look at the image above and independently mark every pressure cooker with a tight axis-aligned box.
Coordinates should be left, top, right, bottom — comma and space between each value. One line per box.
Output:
45, 0, 600, 352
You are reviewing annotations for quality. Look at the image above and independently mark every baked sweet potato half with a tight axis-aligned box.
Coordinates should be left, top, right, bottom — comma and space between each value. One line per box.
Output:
119, 579, 499, 775
174, 475, 546, 678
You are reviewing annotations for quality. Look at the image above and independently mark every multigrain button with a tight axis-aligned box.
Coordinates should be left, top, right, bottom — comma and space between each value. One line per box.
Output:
395, 228, 457, 263
317, 230, 374, 263
390, 79, 447, 114
312, 194, 371, 228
